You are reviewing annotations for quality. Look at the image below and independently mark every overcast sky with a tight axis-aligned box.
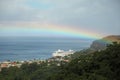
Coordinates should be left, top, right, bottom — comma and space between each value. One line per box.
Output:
0, 0, 120, 38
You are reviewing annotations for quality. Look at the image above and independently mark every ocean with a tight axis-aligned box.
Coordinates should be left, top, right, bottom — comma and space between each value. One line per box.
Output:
0, 37, 93, 61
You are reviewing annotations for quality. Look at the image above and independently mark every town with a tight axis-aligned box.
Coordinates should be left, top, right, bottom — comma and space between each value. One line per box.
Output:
0, 49, 74, 72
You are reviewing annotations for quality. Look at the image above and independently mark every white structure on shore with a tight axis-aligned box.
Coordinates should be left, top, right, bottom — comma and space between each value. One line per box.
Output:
52, 49, 74, 57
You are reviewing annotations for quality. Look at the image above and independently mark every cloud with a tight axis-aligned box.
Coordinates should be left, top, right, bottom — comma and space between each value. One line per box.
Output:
0, 0, 93, 22
0, 0, 120, 35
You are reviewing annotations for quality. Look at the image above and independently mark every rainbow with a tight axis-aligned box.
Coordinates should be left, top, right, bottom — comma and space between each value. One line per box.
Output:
0, 23, 103, 40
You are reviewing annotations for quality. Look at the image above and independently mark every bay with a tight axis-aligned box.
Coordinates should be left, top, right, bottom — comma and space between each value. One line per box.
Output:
0, 37, 93, 61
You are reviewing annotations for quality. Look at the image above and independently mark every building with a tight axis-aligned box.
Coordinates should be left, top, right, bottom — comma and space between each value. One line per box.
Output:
52, 49, 74, 57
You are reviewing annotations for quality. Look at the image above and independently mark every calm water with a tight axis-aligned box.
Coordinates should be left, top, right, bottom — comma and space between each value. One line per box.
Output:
0, 37, 92, 61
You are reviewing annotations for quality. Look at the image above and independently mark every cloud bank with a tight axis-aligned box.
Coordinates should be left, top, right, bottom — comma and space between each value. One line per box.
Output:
0, 0, 120, 36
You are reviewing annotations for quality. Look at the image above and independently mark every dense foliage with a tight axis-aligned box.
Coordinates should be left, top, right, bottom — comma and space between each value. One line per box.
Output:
0, 42, 120, 80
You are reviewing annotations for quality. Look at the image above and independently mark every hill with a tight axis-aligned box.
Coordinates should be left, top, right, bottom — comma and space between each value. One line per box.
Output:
90, 35, 120, 50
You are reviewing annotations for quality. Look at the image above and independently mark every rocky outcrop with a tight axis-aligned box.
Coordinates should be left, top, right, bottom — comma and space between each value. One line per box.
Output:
90, 35, 120, 50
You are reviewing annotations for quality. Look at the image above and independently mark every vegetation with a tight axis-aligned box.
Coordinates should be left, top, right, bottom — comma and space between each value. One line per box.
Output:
0, 42, 120, 80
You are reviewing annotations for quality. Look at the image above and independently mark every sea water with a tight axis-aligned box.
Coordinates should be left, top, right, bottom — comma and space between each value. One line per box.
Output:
0, 37, 93, 61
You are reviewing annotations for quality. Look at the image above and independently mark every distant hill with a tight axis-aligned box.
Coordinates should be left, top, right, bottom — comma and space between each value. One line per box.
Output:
102, 35, 120, 42
90, 35, 120, 50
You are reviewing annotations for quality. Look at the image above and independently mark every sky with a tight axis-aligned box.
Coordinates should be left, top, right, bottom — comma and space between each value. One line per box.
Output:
0, 0, 120, 39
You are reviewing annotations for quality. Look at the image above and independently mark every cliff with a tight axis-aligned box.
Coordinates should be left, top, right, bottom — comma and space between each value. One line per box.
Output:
90, 35, 120, 50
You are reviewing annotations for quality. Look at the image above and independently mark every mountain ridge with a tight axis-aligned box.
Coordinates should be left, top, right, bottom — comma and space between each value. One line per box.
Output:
90, 35, 120, 50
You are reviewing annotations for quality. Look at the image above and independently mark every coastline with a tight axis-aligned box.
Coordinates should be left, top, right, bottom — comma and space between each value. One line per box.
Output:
0, 49, 74, 71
